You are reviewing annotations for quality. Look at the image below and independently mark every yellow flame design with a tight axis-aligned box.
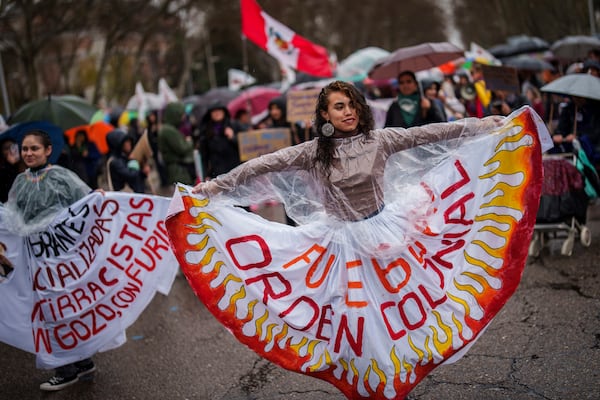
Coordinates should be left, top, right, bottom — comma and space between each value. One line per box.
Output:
407, 335, 425, 363
290, 336, 309, 353
229, 286, 246, 311
430, 311, 453, 355
274, 324, 288, 345
447, 292, 472, 315
223, 274, 242, 286
308, 353, 325, 372
255, 310, 269, 338
350, 359, 359, 378
264, 322, 278, 345
243, 300, 258, 322
199, 247, 218, 267
370, 358, 387, 386
453, 279, 481, 298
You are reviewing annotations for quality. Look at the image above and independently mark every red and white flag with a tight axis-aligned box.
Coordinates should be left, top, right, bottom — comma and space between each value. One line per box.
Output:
241, 0, 333, 78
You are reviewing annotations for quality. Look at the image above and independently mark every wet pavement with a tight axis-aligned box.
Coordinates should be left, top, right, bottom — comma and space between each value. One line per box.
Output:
1, 204, 599, 400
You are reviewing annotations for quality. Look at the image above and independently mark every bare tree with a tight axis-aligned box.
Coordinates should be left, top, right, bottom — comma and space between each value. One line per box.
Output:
0, 0, 90, 102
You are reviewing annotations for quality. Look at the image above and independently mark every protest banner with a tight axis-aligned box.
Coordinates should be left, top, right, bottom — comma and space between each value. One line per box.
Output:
238, 128, 291, 161
0, 193, 178, 368
286, 88, 320, 123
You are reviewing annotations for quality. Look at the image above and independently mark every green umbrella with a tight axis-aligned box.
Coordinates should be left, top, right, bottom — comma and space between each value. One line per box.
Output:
9, 94, 98, 131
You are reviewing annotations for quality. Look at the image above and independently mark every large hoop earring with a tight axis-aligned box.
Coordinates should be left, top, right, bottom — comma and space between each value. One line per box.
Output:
321, 121, 334, 137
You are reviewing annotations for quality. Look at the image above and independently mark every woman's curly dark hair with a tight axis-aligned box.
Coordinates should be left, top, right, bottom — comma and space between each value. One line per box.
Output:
313, 81, 374, 178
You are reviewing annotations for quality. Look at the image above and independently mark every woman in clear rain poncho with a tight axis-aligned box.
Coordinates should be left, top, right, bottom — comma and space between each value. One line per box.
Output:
4, 129, 97, 391
2, 128, 180, 394
192, 80, 501, 223
168, 80, 552, 400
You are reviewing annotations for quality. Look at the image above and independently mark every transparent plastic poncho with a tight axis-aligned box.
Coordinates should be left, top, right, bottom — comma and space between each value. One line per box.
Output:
168, 107, 552, 399
4, 165, 91, 235
196, 116, 500, 257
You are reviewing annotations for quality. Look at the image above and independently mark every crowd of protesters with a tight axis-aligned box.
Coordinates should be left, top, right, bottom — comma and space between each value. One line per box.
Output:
1, 48, 599, 202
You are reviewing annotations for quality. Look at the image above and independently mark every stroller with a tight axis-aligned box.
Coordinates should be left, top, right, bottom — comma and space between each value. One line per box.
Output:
529, 140, 599, 257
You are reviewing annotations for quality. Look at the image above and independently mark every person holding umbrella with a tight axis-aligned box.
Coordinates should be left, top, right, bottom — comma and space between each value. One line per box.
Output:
4, 129, 98, 390
553, 95, 600, 163
384, 70, 445, 128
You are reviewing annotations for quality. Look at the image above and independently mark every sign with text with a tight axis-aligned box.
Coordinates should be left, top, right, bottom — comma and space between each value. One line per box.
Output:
238, 128, 291, 161
481, 64, 520, 93
286, 89, 320, 122
0, 193, 178, 368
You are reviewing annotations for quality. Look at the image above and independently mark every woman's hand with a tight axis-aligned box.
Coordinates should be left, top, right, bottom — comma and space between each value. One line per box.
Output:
481, 115, 504, 130
224, 127, 235, 140
192, 180, 220, 195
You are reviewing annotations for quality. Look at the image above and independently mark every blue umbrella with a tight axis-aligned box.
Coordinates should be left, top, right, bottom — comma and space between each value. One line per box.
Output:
0, 121, 65, 164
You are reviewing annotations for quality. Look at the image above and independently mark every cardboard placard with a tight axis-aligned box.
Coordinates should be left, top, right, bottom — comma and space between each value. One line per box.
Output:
238, 128, 291, 161
481, 65, 520, 93
286, 89, 320, 122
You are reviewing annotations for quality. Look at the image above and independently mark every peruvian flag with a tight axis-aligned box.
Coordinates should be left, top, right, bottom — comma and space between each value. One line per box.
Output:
241, 0, 333, 78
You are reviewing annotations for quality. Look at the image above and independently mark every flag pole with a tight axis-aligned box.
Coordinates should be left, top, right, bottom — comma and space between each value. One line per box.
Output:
241, 35, 252, 115
242, 35, 249, 78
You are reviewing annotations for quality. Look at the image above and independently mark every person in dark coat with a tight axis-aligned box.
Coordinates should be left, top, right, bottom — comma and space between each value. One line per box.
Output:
0, 138, 26, 203
257, 97, 312, 145
385, 70, 446, 128
69, 129, 102, 188
105, 129, 147, 193
198, 102, 240, 180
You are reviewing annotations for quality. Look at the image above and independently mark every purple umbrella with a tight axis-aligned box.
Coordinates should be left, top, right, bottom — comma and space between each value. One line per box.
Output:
369, 42, 464, 80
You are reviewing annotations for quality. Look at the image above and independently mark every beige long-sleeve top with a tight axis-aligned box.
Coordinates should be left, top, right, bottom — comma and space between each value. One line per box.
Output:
208, 118, 493, 221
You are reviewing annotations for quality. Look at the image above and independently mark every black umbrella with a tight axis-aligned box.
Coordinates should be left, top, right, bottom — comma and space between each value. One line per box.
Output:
502, 55, 554, 71
185, 87, 239, 122
489, 35, 550, 58
551, 35, 600, 61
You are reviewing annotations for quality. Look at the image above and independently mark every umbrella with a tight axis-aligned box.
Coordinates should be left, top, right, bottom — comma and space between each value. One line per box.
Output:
8, 95, 98, 131
336, 47, 390, 82
502, 54, 554, 71
551, 35, 600, 61
0, 121, 64, 164
540, 73, 600, 101
64, 121, 114, 154
488, 35, 550, 58
227, 86, 282, 121
184, 87, 239, 122
368, 42, 464, 80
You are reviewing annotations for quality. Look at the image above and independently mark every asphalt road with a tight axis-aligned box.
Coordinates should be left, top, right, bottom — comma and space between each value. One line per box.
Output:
1, 205, 599, 400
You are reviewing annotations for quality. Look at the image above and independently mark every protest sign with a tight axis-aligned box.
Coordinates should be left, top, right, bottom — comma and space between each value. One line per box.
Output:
481, 64, 520, 93
238, 128, 291, 161
0, 193, 178, 368
286, 89, 320, 122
